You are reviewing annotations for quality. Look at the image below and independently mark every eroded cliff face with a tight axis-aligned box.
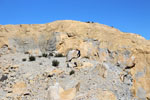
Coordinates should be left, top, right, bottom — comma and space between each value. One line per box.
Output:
0, 20, 150, 100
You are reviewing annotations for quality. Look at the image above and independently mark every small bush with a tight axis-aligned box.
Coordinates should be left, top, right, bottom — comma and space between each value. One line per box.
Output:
52, 60, 59, 67
47, 74, 53, 78
38, 56, 42, 58
67, 63, 70, 68
55, 53, 64, 57
69, 70, 75, 75
24, 51, 29, 54
86, 21, 90, 23
85, 21, 94, 23
49, 53, 53, 56
22, 58, 26, 61
42, 53, 48, 57
29, 56, 36, 61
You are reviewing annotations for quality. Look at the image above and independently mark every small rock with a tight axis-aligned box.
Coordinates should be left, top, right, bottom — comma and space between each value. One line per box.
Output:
66, 49, 80, 62
0, 75, 8, 82
12, 81, 27, 95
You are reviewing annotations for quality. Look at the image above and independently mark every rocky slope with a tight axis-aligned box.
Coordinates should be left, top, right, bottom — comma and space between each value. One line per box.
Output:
0, 20, 150, 100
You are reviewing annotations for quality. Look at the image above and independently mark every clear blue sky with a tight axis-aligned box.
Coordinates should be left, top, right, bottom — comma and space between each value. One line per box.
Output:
0, 0, 150, 40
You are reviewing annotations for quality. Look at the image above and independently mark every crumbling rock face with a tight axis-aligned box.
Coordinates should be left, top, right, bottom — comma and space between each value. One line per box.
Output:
8, 32, 60, 54
0, 20, 150, 100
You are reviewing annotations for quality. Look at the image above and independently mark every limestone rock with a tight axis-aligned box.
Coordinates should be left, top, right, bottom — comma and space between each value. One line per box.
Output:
47, 82, 62, 100
12, 81, 27, 95
47, 82, 76, 100
97, 89, 117, 100
66, 49, 80, 62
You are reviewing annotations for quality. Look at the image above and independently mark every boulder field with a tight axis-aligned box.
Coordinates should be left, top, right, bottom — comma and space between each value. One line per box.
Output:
0, 20, 150, 100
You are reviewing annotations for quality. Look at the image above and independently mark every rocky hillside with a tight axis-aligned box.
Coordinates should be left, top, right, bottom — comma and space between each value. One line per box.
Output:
0, 20, 150, 100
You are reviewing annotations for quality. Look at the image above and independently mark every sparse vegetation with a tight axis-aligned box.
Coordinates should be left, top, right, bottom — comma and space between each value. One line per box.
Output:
67, 63, 69, 68
38, 56, 42, 58
24, 51, 29, 54
84, 56, 89, 59
22, 58, 26, 61
52, 60, 59, 67
86, 21, 94, 23
29, 56, 36, 61
42, 53, 48, 57
49, 53, 53, 56
47, 74, 53, 78
86, 21, 90, 23
55, 53, 64, 57
69, 70, 75, 75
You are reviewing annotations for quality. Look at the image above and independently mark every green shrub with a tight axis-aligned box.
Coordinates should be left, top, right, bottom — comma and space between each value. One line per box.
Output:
24, 51, 29, 54
52, 60, 59, 67
38, 56, 42, 58
29, 56, 36, 61
22, 58, 26, 61
55, 53, 64, 57
69, 70, 75, 75
42, 53, 48, 57
49, 53, 53, 56
85, 21, 94, 23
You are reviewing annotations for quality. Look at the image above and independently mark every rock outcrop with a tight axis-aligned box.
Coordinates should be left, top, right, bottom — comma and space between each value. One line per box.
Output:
0, 20, 150, 100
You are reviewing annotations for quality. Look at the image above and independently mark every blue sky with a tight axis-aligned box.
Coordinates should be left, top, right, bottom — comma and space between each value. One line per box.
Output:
0, 0, 150, 40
